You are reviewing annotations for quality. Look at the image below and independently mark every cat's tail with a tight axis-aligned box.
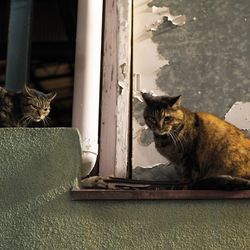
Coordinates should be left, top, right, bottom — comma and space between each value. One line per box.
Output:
190, 175, 250, 190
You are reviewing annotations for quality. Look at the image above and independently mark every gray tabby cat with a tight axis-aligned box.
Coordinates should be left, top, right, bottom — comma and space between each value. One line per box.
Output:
0, 85, 56, 127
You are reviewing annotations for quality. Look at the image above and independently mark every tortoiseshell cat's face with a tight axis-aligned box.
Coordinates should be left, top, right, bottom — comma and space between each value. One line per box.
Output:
22, 85, 56, 123
142, 93, 184, 135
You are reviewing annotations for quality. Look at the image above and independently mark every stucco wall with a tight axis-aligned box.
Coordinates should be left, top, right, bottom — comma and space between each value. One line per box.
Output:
0, 128, 250, 249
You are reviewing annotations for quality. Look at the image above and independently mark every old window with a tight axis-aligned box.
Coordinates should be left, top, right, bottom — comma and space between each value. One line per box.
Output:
2, 0, 249, 199
72, 0, 250, 200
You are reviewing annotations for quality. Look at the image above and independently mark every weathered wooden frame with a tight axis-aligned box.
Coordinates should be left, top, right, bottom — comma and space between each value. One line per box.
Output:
71, 0, 250, 200
71, 189, 250, 200
99, 0, 132, 178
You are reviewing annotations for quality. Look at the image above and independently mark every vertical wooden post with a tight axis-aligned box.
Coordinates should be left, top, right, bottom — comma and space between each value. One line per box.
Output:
99, 0, 132, 177
116, 0, 133, 178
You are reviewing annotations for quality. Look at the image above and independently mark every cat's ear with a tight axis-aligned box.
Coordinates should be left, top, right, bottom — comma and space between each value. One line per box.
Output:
47, 92, 57, 102
23, 84, 35, 97
141, 92, 154, 106
169, 95, 181, 109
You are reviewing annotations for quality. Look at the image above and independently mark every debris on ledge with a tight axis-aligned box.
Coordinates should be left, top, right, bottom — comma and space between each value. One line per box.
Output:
78, 176, 186, 190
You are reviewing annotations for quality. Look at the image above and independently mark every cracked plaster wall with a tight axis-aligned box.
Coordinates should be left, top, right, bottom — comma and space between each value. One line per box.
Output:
1, 128, 250, 249
150, 0, 250, 116
133, 0, 250, 171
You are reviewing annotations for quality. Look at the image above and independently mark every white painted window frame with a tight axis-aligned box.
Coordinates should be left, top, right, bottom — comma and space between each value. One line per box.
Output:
99, 0, 133, 178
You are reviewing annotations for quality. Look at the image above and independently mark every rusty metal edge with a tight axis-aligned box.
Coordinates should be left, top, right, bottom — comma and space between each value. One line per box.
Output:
70, 189, 250, 201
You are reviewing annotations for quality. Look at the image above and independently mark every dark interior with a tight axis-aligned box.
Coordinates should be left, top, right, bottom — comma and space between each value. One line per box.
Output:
0, 0, 77, 127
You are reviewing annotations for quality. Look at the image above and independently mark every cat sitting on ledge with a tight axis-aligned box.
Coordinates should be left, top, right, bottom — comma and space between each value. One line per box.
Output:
142, 92, 250, 190
0, 84, 56, 127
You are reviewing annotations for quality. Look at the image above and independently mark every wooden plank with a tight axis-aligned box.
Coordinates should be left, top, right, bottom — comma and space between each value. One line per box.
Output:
99, 0, 118, 176
71, 189, 250, 201
115, 0, 132, 178
99, 0, 132, 177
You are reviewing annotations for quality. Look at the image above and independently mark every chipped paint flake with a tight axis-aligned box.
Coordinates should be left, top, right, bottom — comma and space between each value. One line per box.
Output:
120, 63, 127, 79
118, 81, 125, 95
145, 8, 186, 32
135, 4, 186, 42
225, 102, 250, 130
170, 15, 186, 26
133, 1, 184, 168
151, 6, 186, 26
151, 6, 170, 15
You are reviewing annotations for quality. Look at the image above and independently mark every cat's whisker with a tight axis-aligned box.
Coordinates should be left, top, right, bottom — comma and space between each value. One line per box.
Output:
21, 115, 32, 126
172, 125, 186, 144
171, 132, 181, 150
42, 119, 46, 127
168, 131, 177, 148
179, 132, 187, 144
175, 132, 186, 145
43, 117, 51, 127
173, 125, 187, 143
20, 115, 29, 122
27, 118, 33, 126
46, 116, 52, 125
172, 131, 184, 152
176, 134, 184, 152
42, 117, 48, 127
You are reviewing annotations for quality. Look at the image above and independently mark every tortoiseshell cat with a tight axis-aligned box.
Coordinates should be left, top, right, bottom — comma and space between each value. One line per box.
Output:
142, 92, 250, 190
0, 85, 56, 127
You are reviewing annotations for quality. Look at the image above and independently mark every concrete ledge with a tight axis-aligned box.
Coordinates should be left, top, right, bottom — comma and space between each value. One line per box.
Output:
0, 128, 250, 249
0, 128, 82, 201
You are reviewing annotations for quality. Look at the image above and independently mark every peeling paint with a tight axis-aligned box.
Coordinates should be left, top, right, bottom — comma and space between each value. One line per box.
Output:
135, 3, 185, 42
145, 6, 186, 32
133, 0, 175, 168
133, 0, 250, 171
120, 63, 127, 79
133, 73, 146, 102
150, 0, 250, 118
118, 81, 125, 95
225, 101, 250, 130
133, 95, 145, 126
151, 6, 186, 26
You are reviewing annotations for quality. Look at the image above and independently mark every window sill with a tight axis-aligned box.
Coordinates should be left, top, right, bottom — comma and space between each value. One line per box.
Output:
70, 189, 250, 200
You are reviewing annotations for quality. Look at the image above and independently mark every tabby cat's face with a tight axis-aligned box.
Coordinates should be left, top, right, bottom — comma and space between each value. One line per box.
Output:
22, 85, 56, 123
142, 93, 184, 135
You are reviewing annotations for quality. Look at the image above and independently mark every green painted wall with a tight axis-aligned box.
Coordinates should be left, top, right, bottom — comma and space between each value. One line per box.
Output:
0, 128, 250, 250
